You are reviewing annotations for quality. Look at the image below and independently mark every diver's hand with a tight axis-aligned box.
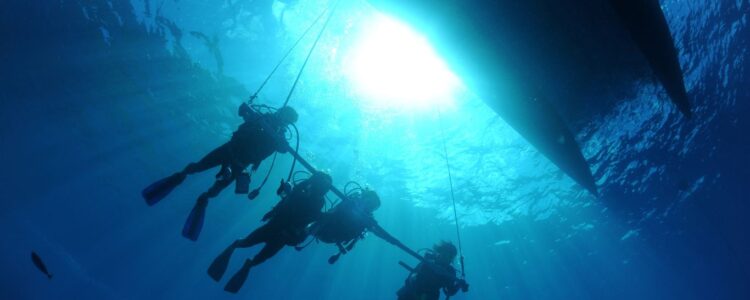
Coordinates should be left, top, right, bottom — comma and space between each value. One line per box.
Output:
276, 179, 292, 196
277, 137, 290, 153
458, 280, 469, 292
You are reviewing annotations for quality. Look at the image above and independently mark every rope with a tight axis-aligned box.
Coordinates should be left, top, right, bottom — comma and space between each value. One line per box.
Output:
281, 0, 342, 107
244, 2, 337, 196
247, 153, 277, 200
248, 4, 331, 102
437, 109, 466, 279
286, 123, 301, 181
279, 0, 340, 181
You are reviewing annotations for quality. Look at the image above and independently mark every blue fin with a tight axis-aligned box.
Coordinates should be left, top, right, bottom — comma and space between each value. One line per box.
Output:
208, 244, 235, 281
142, 173, 186, 206
182, 201, 207, 241
224, 260, 252, 294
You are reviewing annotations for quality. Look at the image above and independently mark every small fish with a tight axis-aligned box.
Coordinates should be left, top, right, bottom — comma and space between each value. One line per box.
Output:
31, 251, 53, 279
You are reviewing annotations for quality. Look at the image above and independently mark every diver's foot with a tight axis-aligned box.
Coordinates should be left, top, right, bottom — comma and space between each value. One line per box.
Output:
197, 196, 209, 207
215, 166, 231, 181
208, 243, 237, 281
224, 259, 252, 294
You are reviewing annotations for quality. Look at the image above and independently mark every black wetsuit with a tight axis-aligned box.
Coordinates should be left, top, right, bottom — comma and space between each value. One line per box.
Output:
234, 180, 326, 266
397, 257, 461, 300
183, 105, 288, 201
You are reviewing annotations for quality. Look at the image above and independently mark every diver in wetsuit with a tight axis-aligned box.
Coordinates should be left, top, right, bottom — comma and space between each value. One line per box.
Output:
207, 171, 332, 293
308, 188, 381, 263
141, 102, 298, 241
397, 241, 469, 300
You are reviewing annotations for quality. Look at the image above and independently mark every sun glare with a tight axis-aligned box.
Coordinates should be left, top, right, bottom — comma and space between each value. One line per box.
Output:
344, 14, 461, 111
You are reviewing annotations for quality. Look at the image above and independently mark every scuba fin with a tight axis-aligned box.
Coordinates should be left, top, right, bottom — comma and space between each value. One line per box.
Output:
182, 199, 207, 241
142, 173, 186, 206
328, 242, 349, 264
208, 243, 236, 282
224, 259, 252, 294
328, 253, 341, 264
247, 188, 261, 200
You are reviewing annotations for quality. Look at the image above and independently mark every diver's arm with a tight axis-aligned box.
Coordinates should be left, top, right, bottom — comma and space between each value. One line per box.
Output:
363, 215, 378, 230
444, 286, 459, 297
443, 279, 462, 297
444, 278, 469, 296
276, 134, 290, 153
369, 223, 425, 262
276, 179, 293, 196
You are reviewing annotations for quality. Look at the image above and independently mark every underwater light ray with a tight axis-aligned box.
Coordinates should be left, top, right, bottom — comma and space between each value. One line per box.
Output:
344, 13, 461, 111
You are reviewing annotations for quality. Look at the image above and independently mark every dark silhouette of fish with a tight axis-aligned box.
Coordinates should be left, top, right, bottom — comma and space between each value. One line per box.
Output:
368, 0, 692, 195
31, 251, 53, 279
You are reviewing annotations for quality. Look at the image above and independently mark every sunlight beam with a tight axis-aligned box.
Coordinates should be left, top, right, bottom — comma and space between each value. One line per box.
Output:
344, 14, 461, 112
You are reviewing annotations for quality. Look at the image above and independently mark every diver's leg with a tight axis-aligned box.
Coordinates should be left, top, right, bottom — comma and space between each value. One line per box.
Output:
143, 143, 229, 205
235, 224, 273, 248
208, 224, 272, 281
199, 173, 235, 202
224, 241, 285, 293
182, 143, 230, 175
182, 175, 235, 241
142, 144, 232, 205
145, 143, 230, 206
248, 240, 285, 267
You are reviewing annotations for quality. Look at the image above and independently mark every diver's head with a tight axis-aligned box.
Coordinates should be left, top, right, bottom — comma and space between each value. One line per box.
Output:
359, 189, 381, 212
432, 241, 458, 265
275, 106, 298, 126
307, 171, 332, 197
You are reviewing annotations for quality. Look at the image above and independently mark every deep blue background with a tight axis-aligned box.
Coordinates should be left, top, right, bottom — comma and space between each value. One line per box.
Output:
1, 0, 748, 299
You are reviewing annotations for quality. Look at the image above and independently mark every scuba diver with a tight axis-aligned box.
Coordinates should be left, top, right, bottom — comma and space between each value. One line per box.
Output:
141, 102, 298, 241
397, 241, 469, 300
207, 171, 332, 294
307, 185, 381, 264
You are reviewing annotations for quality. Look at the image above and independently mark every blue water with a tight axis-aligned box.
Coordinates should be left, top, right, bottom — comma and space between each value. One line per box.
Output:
1, 0, 748, 299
